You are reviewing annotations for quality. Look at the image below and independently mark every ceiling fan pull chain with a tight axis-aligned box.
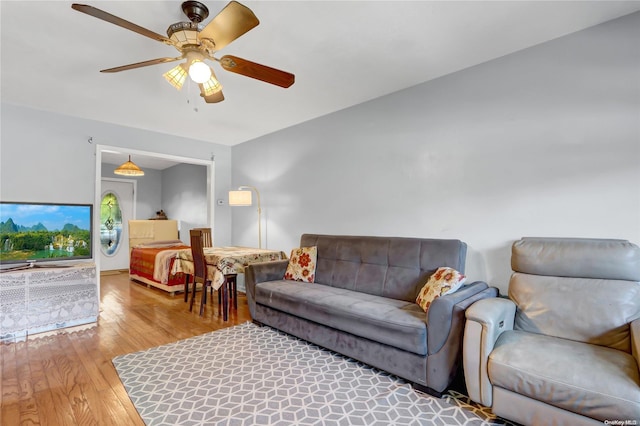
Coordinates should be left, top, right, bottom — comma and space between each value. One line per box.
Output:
185, 80, 200, 113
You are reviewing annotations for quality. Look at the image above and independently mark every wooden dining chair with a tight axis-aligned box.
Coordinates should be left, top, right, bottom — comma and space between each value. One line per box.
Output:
189, 229, 216, 316
189, 229, 229, 321
184, 227, 212, 303
191, 227, 237, 313
191, 227, 212, 248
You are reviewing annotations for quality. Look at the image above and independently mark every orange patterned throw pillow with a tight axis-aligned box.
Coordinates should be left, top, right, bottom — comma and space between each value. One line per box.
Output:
416, 267, 466, 313
284, 246, 317, 283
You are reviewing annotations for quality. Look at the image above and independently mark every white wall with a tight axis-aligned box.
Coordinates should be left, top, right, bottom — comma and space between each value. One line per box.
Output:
0, 105, 234, 247
231, 12, 640, 294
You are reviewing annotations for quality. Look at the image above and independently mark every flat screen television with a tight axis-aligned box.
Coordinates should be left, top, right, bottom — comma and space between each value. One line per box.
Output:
0, 201, 93, 267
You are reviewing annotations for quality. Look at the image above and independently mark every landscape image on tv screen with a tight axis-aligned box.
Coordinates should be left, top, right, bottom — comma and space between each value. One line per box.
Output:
0, 202, 92, 265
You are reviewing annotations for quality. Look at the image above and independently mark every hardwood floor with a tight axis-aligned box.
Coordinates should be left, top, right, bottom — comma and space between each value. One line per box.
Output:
1, 272, 252, 426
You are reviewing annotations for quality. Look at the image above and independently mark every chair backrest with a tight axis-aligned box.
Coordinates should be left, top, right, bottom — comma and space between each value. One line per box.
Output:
509, 237, 640, 353
191, 227, 212, 247
189, 229, 208, 283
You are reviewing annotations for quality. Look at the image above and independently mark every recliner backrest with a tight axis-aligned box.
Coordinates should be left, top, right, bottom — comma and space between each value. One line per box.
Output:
509, 237, 640, 352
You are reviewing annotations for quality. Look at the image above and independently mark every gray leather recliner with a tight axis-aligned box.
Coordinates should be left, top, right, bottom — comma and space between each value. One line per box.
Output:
463, 237, 640, 425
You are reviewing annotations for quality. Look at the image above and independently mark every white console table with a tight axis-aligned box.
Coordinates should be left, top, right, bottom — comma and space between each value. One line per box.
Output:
0, 262, 98, 342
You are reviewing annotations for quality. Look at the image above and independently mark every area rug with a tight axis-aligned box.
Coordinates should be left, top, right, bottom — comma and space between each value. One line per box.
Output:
113, 322, 514, 426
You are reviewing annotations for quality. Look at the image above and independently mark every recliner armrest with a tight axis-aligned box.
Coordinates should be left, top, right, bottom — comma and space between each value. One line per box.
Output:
631, 318, 640, 371
463, 297, 516, 407
465, 297, 516, 329
244, 260, 289, 318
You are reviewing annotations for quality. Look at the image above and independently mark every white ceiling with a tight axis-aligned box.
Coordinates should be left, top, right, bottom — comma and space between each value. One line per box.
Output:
2, 1, 640, 169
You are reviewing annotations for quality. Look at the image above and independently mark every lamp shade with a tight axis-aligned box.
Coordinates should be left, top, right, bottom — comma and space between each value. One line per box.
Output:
228, 190, 252, 206
163, 64, 188, 90
114, 155, 144, 176
199, 71, 222, 96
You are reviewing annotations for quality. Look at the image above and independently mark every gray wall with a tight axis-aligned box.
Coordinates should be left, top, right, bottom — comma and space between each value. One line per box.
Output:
1, 105, 233, 247
231, 12, 640, 294
162, 163, 208, 244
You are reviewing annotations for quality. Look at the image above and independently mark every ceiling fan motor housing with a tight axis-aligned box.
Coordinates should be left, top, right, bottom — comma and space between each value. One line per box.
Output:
167, 22, 203, 46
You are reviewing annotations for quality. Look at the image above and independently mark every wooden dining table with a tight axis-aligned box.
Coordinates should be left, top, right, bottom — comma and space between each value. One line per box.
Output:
171, 246, 287, 320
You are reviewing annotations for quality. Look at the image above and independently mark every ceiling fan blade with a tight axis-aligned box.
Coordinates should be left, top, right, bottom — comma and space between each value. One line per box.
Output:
101, 57, 182, 73
71, 4, 173, 45
200, 86, 225, 103
219, 55, 295, 88
198, 1, 259, 51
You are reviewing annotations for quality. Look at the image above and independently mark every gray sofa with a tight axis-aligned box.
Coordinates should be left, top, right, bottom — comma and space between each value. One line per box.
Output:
245, 234, 498, 395
463, 237, 640, 425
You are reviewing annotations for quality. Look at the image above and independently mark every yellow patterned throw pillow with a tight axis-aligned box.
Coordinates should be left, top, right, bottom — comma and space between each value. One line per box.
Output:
416, 267, 466, 313
284, 246, 318, 283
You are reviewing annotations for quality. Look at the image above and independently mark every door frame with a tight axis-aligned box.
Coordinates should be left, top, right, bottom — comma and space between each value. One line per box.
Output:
94, 144, 216, 291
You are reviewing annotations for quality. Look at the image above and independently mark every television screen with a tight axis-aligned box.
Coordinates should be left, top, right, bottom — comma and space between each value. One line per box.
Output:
0, 202, 93, 265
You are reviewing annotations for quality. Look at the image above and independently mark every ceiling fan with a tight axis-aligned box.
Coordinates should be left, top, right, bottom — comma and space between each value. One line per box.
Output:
71, 1, 295, 103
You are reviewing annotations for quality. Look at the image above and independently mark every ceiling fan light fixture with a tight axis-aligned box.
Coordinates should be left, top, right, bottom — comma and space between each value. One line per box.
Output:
200, 71, 223, 96
188, 60, 212, 83
163, 64, 188, 90
114, 155, 145, 176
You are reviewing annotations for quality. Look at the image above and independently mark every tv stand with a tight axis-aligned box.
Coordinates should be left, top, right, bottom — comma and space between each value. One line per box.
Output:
0, 261, 98, 342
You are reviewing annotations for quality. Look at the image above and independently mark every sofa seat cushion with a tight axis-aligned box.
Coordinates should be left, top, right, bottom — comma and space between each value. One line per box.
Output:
489, 330, 640, 422
255, 280, 428, 355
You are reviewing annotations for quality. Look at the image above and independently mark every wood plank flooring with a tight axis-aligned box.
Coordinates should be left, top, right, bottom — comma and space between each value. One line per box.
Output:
1, 272, 251, 425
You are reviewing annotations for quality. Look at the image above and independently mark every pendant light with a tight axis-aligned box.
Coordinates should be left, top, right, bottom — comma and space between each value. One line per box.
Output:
114, 155, 144, 176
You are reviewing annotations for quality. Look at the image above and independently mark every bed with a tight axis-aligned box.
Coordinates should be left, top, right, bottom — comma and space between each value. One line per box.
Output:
128, 220, 191, 295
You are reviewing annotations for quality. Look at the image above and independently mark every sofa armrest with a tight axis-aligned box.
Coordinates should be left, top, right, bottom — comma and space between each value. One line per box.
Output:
423, 282, 498, 392
245, 259, 289, 318
426, 281, 498, 354
631, 318, 640, 370
463, 297, 516, 407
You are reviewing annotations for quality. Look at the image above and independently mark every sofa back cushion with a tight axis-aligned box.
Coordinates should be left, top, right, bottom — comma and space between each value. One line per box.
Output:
509, 237, 640, 353
299, 234, 467, 302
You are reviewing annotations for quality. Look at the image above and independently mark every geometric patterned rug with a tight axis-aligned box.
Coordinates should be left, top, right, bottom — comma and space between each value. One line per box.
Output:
112, 322, 516, 426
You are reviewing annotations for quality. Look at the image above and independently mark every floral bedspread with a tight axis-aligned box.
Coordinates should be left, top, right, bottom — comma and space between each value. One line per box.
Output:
130, 245, 190, 284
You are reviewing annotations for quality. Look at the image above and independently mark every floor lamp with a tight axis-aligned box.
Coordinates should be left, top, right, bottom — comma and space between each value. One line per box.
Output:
228, 185, 262, 248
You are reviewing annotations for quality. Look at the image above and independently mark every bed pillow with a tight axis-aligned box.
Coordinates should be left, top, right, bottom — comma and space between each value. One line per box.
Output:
416, 267, 466, 313
284, 246, 317, 283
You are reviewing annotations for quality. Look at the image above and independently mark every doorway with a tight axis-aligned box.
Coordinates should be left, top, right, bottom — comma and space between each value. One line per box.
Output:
94, 145, 215, 281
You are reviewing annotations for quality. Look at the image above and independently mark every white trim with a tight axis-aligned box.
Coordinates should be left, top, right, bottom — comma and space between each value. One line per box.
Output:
99, 145, 213, 166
